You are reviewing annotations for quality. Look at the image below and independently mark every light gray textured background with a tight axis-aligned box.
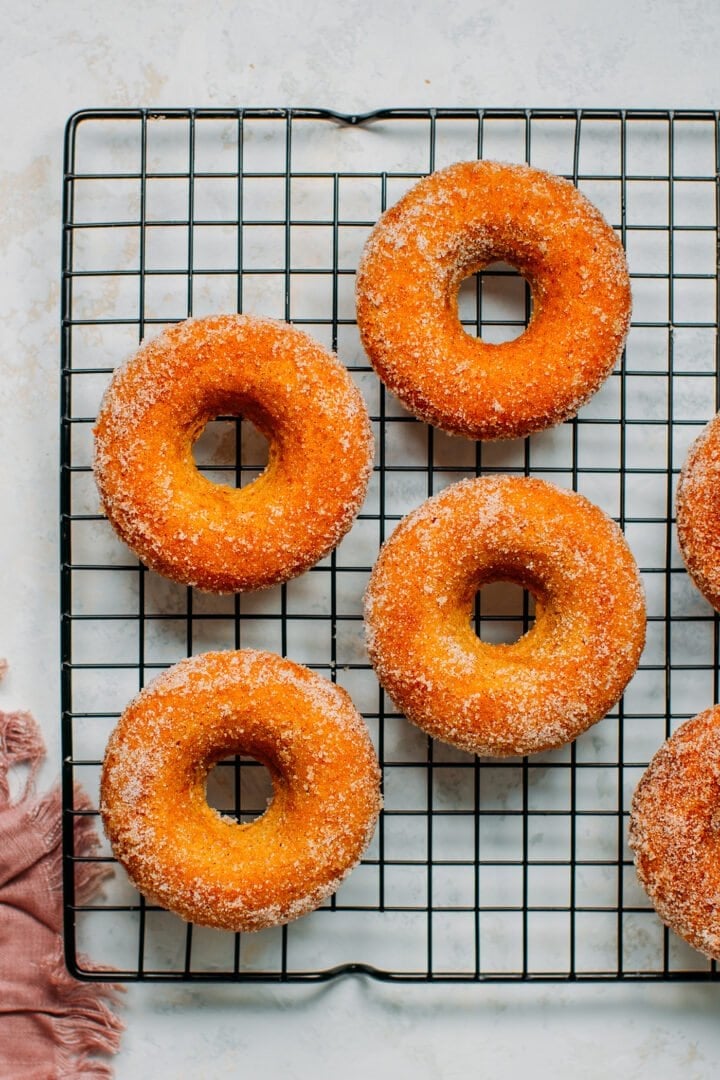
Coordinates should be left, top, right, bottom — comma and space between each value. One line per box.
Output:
2, 1, 720, 1076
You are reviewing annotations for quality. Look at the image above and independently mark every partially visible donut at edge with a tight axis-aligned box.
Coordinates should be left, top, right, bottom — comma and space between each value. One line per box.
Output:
629, 706, 720, 961
364, 475, 646, 758
356, 159, 631, 441
676, 412, 720, 611
100, 650, 382, 933
93, 314, 374, 593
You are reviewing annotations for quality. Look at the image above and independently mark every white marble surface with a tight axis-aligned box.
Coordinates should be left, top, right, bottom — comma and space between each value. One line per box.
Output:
3, 0, 720, 1076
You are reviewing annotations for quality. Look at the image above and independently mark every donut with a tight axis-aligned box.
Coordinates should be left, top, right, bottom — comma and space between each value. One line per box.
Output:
675, 413, 720, 611
100, 650, 382, 932
629, 707, 720, 961
93, 314, 374, 593
355, 159, 631, 440
365, 475, 646, 757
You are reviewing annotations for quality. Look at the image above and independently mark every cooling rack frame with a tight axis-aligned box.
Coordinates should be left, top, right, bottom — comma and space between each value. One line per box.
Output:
62, 106, 720, 983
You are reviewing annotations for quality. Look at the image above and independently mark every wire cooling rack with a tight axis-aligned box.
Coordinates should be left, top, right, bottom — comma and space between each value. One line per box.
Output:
61, 107, 720, 983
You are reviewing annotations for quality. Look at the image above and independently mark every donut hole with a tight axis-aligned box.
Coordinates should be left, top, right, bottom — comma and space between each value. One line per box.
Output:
192, 417, 270, 489
472, 581, 536, 645
205, 755, 274, 823
458, 261, 532, 344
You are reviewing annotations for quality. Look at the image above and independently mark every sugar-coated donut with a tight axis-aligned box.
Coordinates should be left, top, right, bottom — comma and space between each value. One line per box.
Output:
356, 159, 631, 440
676, 413, 720, 611
365, 476, 646, 757
100, 650, 382, 932
93, 314, 374, 593
629, 707, 720, 961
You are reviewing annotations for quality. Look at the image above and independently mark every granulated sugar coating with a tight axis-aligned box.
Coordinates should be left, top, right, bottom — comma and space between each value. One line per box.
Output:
676, 413, 720, 612
100, 650, 382, 933
365, 475, 646, 758
93, 314, 374, 593
356, 159, 631, 441
629, 707, 720, 961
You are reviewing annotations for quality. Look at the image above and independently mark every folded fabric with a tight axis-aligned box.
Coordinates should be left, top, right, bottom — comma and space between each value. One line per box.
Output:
0, 684, 123, 1078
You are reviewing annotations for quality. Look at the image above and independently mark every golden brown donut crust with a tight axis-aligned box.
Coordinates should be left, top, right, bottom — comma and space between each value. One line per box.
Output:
365, 476, 646, 757
629, 707, 720, 960
356, 160, 631, 441
93, 314, 374, 593
676, 413, 720, 611
100, 650, 382, 932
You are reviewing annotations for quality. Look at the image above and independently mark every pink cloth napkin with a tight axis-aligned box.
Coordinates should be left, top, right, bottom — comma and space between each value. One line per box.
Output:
0, 677, 123, 1078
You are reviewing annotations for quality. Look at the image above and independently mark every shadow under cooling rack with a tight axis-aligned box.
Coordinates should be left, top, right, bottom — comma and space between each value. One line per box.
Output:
61, 107, 720, 982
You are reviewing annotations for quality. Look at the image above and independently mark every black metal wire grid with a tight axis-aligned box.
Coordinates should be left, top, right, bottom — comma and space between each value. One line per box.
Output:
61, 107, 720, 983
